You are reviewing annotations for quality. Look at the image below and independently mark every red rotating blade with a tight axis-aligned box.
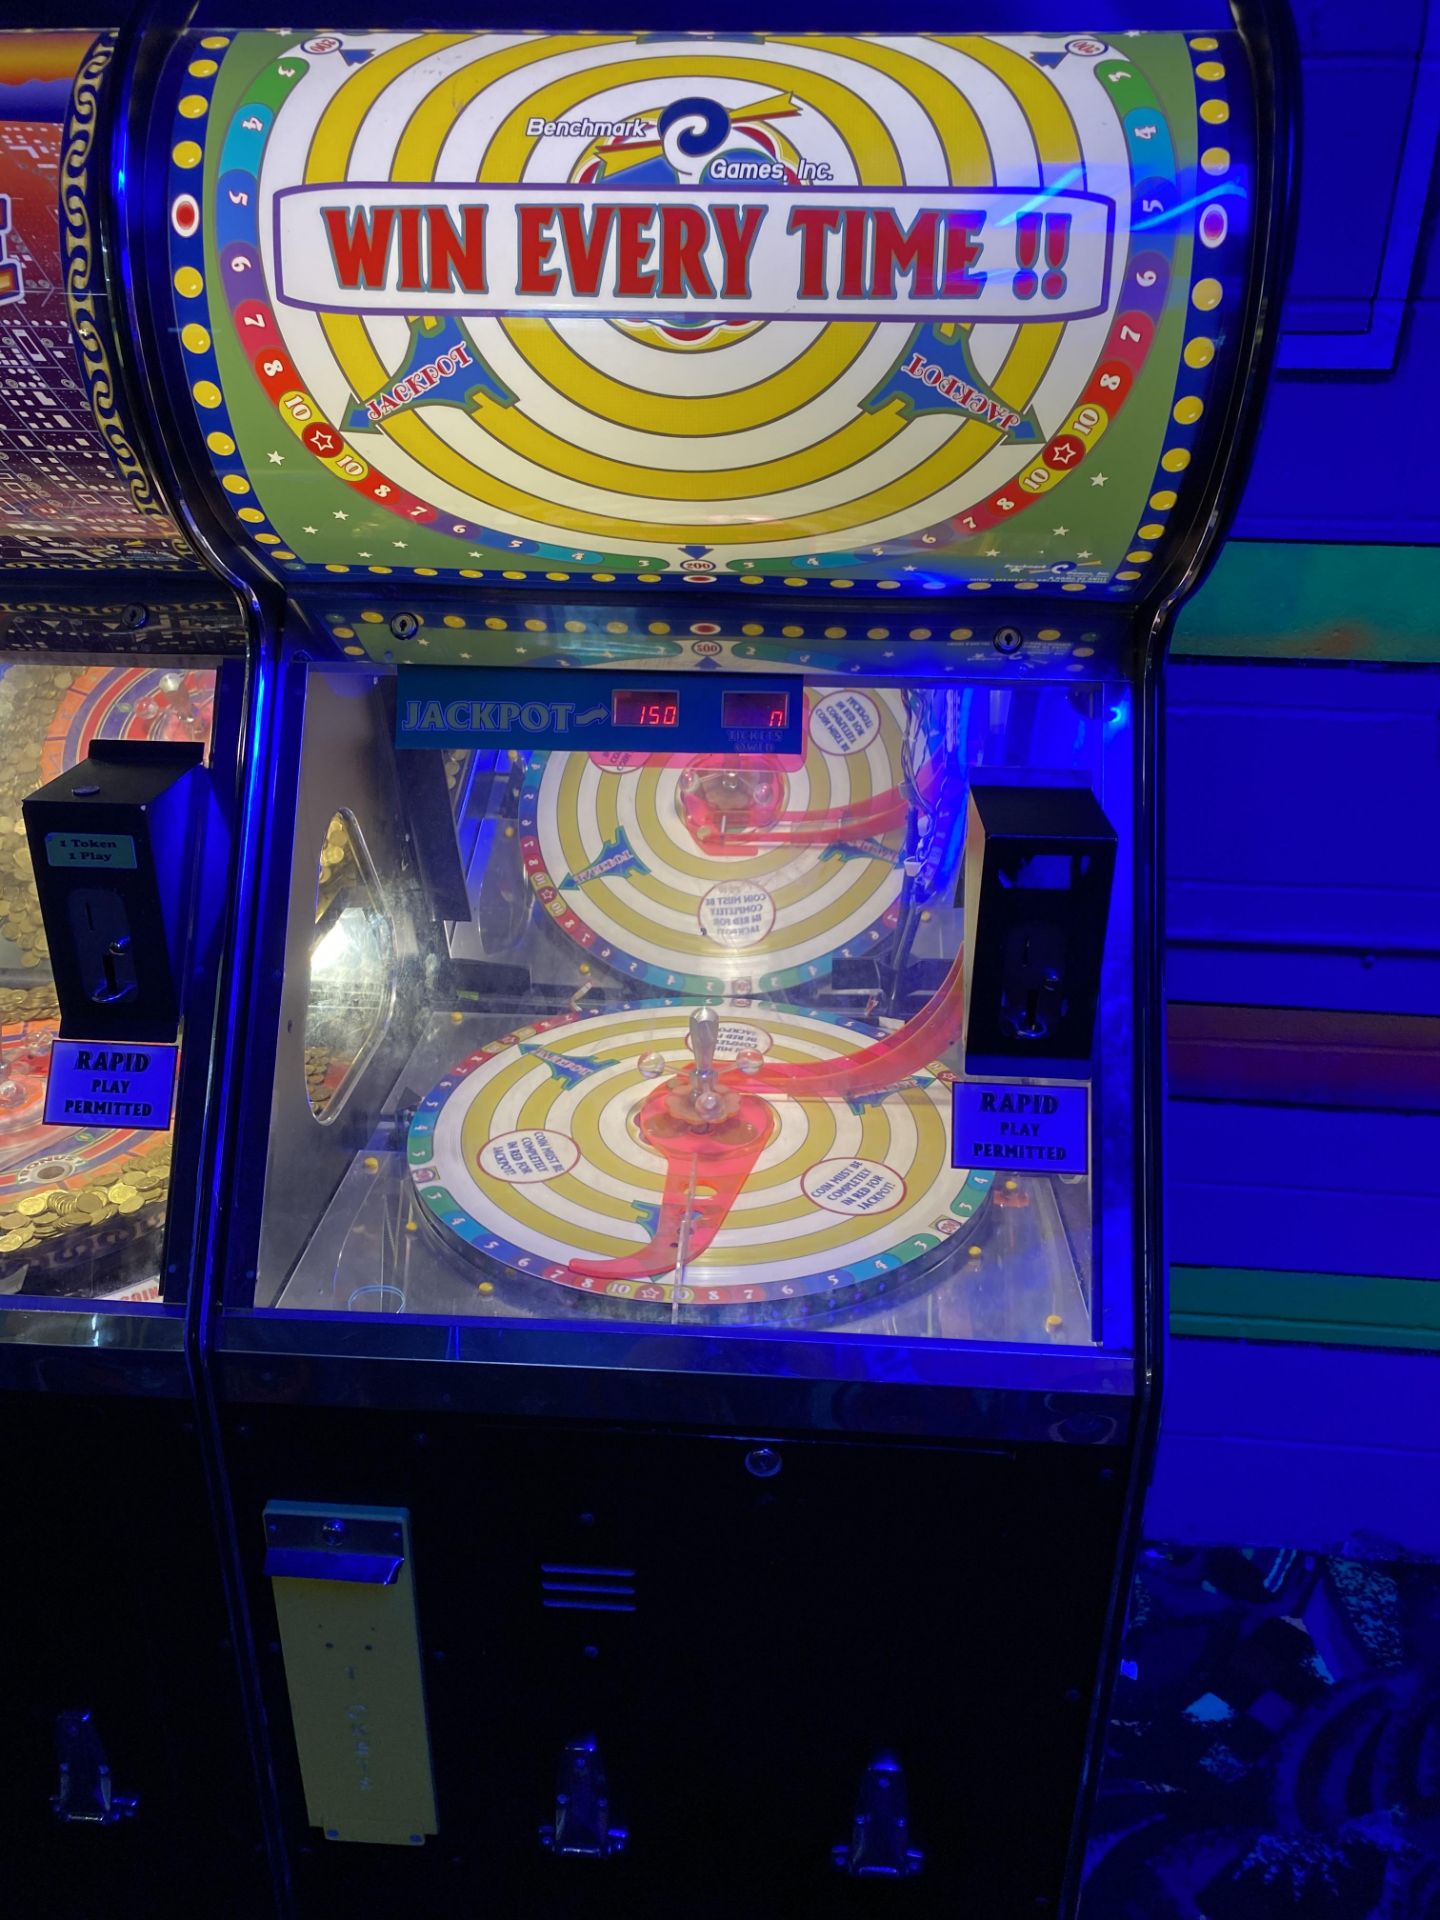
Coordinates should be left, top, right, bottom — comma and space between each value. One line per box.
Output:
695, 791, 908, 852
567, 1091, 775, 1284
687, 755, 943, 854
748, 950, 967, 1100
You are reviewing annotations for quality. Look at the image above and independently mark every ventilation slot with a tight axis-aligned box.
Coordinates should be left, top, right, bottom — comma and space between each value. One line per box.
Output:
540, 1564, 637, 1614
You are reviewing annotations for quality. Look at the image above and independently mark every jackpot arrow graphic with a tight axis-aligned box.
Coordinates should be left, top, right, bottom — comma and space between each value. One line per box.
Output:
169, 30, 1241, 594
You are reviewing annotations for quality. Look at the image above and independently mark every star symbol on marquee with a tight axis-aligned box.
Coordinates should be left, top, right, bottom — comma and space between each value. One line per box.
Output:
357, 551, 371, 559
309, 429, 337, 454
1053, 526, 1069, 536
267, 451, 285, 466
468, 550, 484, 558
1048, 443, 1080, 467
302, 525, 317, 535
333, 510, 348, 521
903, 565, 916, 573
393, 540, 407, 549
984, 547, 999, 557
1077, 549, 1093, 560
1090, 472, 1108, 487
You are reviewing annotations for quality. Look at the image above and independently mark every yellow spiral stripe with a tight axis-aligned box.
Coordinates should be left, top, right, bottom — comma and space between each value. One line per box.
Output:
467, 398, 908, 504
773, 34, 993, 183
933, 34, 1083, 176
502, 321, 878, 438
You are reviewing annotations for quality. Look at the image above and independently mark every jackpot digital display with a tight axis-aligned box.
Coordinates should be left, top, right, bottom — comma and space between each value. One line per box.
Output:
612, 688, 678, 727
168, 29, 1247, 598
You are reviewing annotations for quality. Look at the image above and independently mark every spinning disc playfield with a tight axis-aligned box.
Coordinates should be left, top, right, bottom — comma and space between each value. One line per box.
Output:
521, 685, 941, 994
408, 1001, 992, 1314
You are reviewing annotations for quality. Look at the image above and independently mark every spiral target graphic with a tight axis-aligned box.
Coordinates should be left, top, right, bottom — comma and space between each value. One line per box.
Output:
408, 1003, 992, 1311
173, 30, 1235, 592
521, 685, 932, 992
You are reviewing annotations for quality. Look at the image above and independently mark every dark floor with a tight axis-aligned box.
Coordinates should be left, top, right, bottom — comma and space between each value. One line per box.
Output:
1083, 1542, 1440, 1919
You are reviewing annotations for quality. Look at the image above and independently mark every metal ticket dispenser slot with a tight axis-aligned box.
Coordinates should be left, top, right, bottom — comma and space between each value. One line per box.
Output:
263, 1504, 437, 1849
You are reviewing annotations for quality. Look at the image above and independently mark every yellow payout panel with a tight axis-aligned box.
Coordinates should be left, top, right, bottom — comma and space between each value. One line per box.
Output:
264, 1502, 437, 1845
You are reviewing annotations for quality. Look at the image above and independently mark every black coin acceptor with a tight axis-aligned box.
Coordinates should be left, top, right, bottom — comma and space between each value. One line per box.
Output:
23, 741, 206, 1046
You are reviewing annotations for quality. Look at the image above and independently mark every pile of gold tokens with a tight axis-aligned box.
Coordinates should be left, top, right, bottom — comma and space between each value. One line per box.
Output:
0, 1144, 171, 1259
305, 1042, 339, 1117
0, 665, 73, 1005
309, 816, 366, 1114
314, 812, 361, 922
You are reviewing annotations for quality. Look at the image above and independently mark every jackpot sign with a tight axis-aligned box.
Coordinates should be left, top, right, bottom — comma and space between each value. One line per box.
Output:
172, 29, 1244, 593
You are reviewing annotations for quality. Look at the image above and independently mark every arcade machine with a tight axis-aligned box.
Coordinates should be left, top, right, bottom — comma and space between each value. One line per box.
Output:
123, 10, 1287, 1914
0, 28, 274, 1914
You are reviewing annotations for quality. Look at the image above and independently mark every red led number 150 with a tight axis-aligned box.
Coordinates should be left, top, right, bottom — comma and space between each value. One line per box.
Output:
612, 689, 679, 727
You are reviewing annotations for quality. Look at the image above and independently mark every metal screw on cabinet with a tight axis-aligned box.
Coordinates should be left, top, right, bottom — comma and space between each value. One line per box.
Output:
992, 625, 1024, 656
745, 1446, 783, 1479
390, 611, 421, 641
122, 604, 149, 631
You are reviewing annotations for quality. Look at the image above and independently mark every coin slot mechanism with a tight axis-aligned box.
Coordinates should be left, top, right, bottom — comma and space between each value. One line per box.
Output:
961, 783, 1116, 1075
68, 889, 138, 1008
22, 741, 205, 1044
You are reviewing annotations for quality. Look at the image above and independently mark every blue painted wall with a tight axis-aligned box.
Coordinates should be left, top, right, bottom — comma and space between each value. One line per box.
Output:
1166, 662, 1440, 1015
1143, 0, 1440, 1560
1234, 0, 1439, 540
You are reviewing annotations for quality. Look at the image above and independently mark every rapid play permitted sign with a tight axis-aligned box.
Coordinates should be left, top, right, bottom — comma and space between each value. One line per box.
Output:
951, 1081, 1089, 1175
43, 1041, 179, 1130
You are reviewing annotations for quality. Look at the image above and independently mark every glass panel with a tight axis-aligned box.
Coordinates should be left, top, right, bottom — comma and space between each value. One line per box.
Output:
257, 668, 1129, 1357
304, 812, 392, 1121
0, 663, 213, 1302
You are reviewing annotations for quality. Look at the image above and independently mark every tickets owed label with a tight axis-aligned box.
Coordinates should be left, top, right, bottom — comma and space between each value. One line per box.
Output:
44, 1041, 178, 1130
951, 1083, 1089, 1175
45, 832, 136, 869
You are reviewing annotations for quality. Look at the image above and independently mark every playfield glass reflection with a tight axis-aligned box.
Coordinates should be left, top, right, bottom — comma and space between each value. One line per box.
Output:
0, 663, 214, 1303
263, 669, 1127, 1352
